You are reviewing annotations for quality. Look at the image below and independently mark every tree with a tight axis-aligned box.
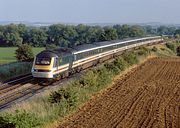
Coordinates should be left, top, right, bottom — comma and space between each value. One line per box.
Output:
115, 24, 130, 39
47, 24, 65, 46
104, 27, 118, 40
75, 24, 89, 45
157, 26, 170, 35
175, 29, 180, 34
46, 44, 58, 50
15, 44, 34, 61
27, 28, 47, 47
144, 26, 157, 35
129, 25, 145, 37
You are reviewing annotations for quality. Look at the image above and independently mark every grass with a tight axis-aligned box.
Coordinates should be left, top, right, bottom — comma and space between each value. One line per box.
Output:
0, 44, 178, 128
0, 47, 44, 64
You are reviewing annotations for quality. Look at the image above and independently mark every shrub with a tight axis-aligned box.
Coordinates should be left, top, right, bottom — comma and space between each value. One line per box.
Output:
79, 70, 98, 87
136, 47, 150, 56
1, 110, 42, 128
113, 57, 128, 71
95, 66, 112, 87
123, 52, 139, 65
49, 88, 77, 107
0, 116, 15, 128
15, 44, 34, 62
177, 46, 180, 56
160, 47, 166, 51
104, 62, 120, 75
152, 46, 158, 52
166, 43, 176, 52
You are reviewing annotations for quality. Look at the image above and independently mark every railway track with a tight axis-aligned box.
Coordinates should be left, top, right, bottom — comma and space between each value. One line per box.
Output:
0, 72, 79, 110
0, 54, 157, 111
0, 84, 44, 110
0, 74, 38, 110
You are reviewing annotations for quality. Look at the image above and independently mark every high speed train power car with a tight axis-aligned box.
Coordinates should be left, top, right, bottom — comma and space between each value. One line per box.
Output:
31, 36, 163, 79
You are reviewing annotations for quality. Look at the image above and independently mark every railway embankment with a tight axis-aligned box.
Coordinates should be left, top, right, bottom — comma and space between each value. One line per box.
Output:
0, 42, 179, 128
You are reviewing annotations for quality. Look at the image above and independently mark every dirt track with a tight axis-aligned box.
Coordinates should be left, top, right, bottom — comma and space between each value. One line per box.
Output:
59, 58, 180, 128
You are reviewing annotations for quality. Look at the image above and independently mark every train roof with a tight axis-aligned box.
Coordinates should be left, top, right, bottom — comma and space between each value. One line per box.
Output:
73, 36, 161, 54
71, 37, 141, 52
72, 43, 97, 52
36, 36, 161, 58
37, 48, 72, 58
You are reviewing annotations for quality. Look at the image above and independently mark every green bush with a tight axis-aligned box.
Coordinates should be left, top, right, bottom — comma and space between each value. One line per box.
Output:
49, 88, 77, 107
166, 43, 176, 52
1, 110, 42, 128
123, 52, 139, 65
95, 66, 112, 87
0, 116, 15, 128
136, 47, 150, 56
177, 46, 180, 56
15, 44, 34, 62
104, 62, 120, 75
113, 57, 128, 71
160, 47, 166, 51
79, 70, 98, 87
152, 46, 158, 52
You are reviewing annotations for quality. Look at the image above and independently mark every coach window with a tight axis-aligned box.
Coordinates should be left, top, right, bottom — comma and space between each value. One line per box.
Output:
83, 52, 87, 58
59, 57, 62, 66
78, 53, 82, 60
62, 56, 69, 65
79, 53, 82, 60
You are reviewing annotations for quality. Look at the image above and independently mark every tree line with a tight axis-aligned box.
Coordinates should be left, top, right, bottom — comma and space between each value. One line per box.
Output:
0, 24, 180, 48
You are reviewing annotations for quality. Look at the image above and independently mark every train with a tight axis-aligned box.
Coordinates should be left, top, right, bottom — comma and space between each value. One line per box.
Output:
31, 36, 163, 79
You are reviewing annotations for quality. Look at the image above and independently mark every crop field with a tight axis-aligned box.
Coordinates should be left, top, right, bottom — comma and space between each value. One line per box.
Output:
59, 58, 180, 128
0, 47, 44, 64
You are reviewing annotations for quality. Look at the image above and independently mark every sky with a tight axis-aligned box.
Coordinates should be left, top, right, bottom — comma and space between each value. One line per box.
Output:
0, 0, 179, 24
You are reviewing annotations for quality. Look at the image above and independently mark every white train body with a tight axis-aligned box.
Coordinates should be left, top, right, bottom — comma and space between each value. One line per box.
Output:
31, 36, 163, 79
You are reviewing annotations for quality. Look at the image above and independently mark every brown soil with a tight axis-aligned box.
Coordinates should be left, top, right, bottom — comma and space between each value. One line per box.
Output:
58, 58, 180, 128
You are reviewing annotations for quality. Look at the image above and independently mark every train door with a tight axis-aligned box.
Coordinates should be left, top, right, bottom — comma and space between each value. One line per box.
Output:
53, 57, 59, 69
68, 55, 74, 69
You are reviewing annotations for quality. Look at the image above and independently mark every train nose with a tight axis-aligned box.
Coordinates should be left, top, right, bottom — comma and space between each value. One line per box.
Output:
31, 69, 53, 78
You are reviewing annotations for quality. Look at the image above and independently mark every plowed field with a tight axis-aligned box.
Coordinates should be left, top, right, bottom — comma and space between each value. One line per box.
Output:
59, 58, 180, 128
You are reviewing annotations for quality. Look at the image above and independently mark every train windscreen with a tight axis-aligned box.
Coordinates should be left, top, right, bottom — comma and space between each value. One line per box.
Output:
35, 58, 51, 65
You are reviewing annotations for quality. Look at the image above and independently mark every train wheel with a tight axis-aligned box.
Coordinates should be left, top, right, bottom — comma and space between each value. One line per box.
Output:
77, 67, 82, 73
56, 74, 61, 81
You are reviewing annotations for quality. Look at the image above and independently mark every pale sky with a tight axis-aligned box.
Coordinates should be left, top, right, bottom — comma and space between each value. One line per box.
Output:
0, 0, 179, 24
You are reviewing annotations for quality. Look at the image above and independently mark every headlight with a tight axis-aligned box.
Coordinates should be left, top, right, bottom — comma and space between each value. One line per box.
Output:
33, 69, 38, 72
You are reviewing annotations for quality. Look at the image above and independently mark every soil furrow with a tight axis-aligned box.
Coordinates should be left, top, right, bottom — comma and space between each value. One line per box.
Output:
59, 58, 180, 128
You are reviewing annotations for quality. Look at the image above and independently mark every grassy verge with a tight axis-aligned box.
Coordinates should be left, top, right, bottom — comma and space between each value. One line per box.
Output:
0, 44, 177, 128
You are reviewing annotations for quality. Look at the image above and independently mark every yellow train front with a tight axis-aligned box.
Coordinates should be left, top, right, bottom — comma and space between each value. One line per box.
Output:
31, 48, 73, 80
31, 51, 56, 79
